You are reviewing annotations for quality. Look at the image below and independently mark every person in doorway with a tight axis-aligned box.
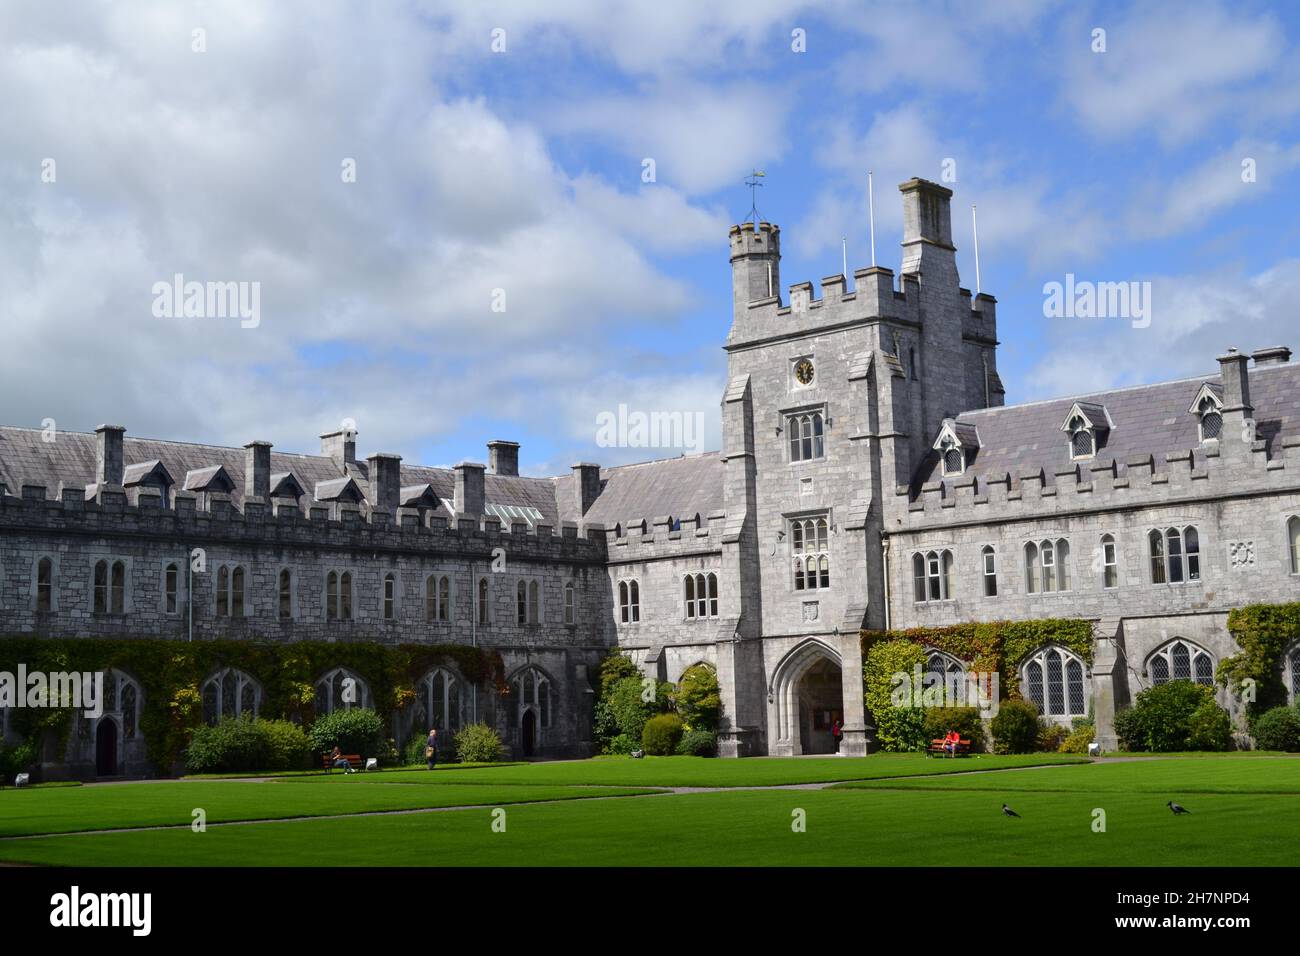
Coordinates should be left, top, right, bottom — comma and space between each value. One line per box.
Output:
330, 745, 353, 774
831, 718, 843, 753
425, 728, 438, 770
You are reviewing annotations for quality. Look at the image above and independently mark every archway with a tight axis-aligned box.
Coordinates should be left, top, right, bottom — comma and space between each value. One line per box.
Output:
520, 709, 537, 758
95, 718, 118, 776
770, 640, 845, 756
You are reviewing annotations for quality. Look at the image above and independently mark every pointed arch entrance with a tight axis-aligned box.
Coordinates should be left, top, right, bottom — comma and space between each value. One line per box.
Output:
769, 639, 844, 756
95, 717, 119, 776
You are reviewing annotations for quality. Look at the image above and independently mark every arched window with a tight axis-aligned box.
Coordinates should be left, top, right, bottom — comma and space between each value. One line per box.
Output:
1148, 640, 1215, 687
1024, 542, 1038, 594
619, 581, 630, 623
94, 559, 109, 613
326, 570, 339, 620
165, 562, 179, 614
940, 439, 964, 477
201, 668, 261, 725
1101, 534, 1118, 589
217, 565, 229, 617
1289, 516, 1300, 575
101, 669, 142, 741
1068, 416, 1095, 459
511, 666, 553, 729
913, 550, 953, 602
629, 580, 641, 622
925, 650, 965, 682
791, 516, 830, 591
529, 580, 540, 624
411, 669, 463, 734
517, 580, 528, 624
36, 557, 53, 612
788, 411, 826, 463
340, 571, 352, 619
1149, 526, 1200, 584
426, 575, 451, 623
110, 560, 125, 614
231, 566, 246, 617
912, 553, 926, 602
477, 577, 490, 625
1289, 643, 1300, 703
383, 572, 396, 620
982, 545, 997, 597
564, 581, 576, 625
278, 569, 292, 619
1197, 395, 1222, 443
1026, 539, 1070, 593
1022, 647, 1088, 720
315, 667, 371, 715
684, 572, 719, 619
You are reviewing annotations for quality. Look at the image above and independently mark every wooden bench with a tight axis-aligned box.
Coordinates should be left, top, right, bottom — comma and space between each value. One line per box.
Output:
925, 738, 971, 758
322, 753, 363, 772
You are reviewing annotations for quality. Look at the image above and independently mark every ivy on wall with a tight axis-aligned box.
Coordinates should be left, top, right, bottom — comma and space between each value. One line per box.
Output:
0, 637, 505, 773
1219, 602, 1300, 716
861, 618, 1094, 698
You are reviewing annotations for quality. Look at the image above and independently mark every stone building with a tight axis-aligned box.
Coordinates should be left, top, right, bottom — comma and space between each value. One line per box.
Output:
2, 177, 1299, 774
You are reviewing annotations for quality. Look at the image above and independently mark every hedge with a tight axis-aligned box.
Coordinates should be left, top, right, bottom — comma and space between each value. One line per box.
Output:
0, 637, 505, 774
1219, 602, 1300, 718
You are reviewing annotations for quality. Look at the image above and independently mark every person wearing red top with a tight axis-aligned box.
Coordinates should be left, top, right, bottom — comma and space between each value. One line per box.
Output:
943, 729, 961, 756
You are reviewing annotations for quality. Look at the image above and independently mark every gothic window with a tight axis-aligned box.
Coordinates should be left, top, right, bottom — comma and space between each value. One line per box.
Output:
1148, 640, 1215, 688
564, 581, 576, 625
165, 563, 179, 614
340, 571, 352, 619
1101, 534, 1118, 589
315, 667, 371, 715
231, 566, 246, 617
1025, 539, 1071, 593
925, 650, 965, 683
478, 577, 490, 625
1149, 526, 1200, 584
278, 569, 292, 619
102, 670, 142, 741
619, 579, 641, 624
111, 560, 125, 614
426, 575, 451, 623
1196, 395, 1222, 443
982, 545, 997, 597
1022, 647, 1088, 720
36, 557, 53, 612
912, 550, 953, 602
94, 560, 108, 613
217, 565, 229, 617
792, 517, 830, 591
327, 570, 339, 620
411, 669, 462, 734
1290, 517, 1300, 575
941, 439, 964, 477
1289, 643, 1300, 703
529, 579, 540, 623
510, 666, 553, 729
201, 668, 261, 725
787, 411, 825, 463
1067, 415, 1095, 460
517, 580, 527, 624
93, 559, 126, 614
383, 572, 396, 620
685, 572, 719, 619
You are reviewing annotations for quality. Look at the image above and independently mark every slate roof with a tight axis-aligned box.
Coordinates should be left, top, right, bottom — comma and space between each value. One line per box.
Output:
913, 362, 1300, 491
553, 452, 725, 528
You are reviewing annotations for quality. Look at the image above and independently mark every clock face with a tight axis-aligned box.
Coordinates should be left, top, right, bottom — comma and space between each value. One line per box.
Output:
794, 359, 815, 386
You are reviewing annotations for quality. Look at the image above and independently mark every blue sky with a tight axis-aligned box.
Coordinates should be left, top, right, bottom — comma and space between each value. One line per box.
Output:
2, 0, 1298, 476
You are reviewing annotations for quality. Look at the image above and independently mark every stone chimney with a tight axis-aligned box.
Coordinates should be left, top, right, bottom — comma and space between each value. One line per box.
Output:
453, 461, 485, 516
487, 440, 520, 477
572, 462, 602, 517
320, 428, 356, 468
899, 178, 956, 279
95, 424, 125, 487
367, 452, 402, 512
1217, 347, 1253, 428
243, 441, 272, 500
1252, 345, 1291, 367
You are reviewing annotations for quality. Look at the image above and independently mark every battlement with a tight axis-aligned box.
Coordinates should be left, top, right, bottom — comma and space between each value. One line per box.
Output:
603, 510, 727, 562
0, 482, 608, 566
894, 434, 1300, 528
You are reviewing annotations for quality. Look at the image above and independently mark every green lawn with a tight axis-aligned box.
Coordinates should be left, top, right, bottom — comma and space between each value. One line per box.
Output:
279, 753, 1086, 788
1, 754, 1296, 866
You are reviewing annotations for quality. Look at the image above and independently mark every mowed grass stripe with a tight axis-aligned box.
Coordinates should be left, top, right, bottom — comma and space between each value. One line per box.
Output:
0, 783, 660, 838
0, 787, 1291, 867
834, 757, 1300, 794
274, 754, 1088, 788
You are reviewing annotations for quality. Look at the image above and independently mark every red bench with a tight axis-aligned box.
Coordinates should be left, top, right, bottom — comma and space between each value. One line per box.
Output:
925, 738, 971, 758
322, 753, 363, 772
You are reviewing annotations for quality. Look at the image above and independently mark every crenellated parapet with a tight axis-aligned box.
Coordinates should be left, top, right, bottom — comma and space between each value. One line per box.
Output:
603, 510, 726, 563
0, 481, 608, 567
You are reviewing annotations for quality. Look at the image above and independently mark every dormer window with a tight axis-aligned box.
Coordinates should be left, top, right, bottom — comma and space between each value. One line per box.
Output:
941, 439, 964, 477
1188, 384, 1223, 445
932, 418, 979, 479
1059, 402, 1110, 462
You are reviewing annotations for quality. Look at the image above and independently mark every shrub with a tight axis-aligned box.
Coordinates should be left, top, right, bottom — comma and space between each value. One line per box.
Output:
1115, 681, 1231, 752
453, 723, 503, 763
921, 707, 986, 753
675, 664, 721, 731
259, 719, 313, 770
606, 676, 655, 749
990, 699, 1040, 754
676, 728, 717, 757
642, 713, 684, 755
1248, 706, 1300, 752
1037, 721, 1068, 752
1059, 720, 1095, 754
403, 734, 431, 766
863, 639, 928, 751
307, 708, 385, 759
0, 740, 39, 784
606, 733, 640, 755
186, 716, 271, 773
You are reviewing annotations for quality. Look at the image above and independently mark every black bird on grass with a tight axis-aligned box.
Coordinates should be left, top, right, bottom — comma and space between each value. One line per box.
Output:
1001, 803, 1021, 818
1167, 801, 1191, 815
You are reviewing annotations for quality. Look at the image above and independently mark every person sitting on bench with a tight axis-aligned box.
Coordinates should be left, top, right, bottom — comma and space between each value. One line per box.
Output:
943, 730, 961, 756
330, 745, 354, 774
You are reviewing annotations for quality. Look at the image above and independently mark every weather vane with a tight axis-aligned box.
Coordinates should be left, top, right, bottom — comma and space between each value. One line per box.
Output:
744, 169, 765, 223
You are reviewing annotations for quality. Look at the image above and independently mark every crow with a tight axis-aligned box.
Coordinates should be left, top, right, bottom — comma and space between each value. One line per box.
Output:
1167, 801, 1191, 815
1001, 803, 1021, 818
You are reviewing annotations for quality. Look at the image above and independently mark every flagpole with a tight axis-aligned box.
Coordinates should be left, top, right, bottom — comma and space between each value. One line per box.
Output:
972, 203, 982, 294
868, 171, 876, 268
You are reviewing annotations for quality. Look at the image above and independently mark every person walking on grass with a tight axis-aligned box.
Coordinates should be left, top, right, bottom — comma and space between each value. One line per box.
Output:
425, 728, 438, 770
